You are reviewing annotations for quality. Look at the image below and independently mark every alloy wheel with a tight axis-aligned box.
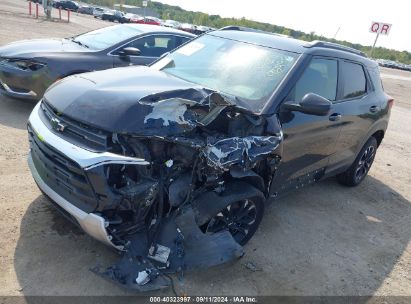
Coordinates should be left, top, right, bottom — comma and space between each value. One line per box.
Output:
355, 145, 375, 182
205, 199, 258, 245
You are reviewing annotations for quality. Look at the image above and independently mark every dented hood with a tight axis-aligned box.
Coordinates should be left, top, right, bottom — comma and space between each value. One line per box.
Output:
44, 66, 233, 135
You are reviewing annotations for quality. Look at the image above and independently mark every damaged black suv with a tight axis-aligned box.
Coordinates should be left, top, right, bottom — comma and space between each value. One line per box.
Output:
27, 26, 392, 291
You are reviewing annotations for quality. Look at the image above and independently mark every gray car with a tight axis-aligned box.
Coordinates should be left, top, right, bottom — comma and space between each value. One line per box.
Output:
0, 24, 194, 100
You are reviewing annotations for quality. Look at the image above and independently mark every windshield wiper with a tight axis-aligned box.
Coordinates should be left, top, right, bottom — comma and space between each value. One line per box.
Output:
71, 38, 89, 49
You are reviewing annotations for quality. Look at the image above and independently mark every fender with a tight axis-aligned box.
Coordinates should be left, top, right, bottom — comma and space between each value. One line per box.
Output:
355, 118, 388, 156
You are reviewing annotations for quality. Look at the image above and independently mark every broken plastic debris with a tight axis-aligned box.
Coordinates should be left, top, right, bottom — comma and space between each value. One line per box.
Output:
136, 269, 151, 286
165, 159, 174, 167
148, 244, 171, 264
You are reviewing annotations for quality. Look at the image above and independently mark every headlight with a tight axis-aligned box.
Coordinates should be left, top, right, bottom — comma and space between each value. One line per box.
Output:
2, 58, 46, 71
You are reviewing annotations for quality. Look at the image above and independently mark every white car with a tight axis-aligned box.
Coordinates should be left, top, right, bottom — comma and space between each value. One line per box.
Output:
93, 7, 104, 18
163, 19, 181, 29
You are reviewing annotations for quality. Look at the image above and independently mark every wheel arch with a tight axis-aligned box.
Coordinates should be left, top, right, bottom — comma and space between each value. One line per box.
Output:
371, 130, 385, 147
191, 181, 265, 227
355, 120, 388, 156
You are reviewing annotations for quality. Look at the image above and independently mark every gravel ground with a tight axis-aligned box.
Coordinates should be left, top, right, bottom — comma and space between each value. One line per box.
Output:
0, 0, 410, 298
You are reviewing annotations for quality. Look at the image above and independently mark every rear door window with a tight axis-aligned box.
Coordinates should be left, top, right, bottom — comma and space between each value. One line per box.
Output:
340, 61, 367, 99
175, 36, 190, 48
288, 58, 338, 102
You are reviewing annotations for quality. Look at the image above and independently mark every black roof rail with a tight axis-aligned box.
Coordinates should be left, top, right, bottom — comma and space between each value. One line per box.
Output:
219, 26, 267, 34
219, 26, 291, 38
306, 40, 366, 57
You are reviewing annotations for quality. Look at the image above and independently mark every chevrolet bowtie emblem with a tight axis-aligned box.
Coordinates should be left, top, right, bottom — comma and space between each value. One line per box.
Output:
50, 117, 66, 132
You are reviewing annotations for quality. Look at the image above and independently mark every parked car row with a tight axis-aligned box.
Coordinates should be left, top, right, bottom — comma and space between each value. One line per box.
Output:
97, 12, 215, 34
375, 58, 411, 71
34, 1, 215, 35
164, 20, 215, 34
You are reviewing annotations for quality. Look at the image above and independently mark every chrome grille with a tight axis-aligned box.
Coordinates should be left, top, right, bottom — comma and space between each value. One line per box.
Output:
28, 124, 98, 213
39, 100, 109, 152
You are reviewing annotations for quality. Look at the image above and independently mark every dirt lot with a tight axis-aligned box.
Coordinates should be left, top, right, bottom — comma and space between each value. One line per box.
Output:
0, 0, 411, 298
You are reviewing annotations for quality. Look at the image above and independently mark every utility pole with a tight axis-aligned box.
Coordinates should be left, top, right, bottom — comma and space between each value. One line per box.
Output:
370, 32, 380, 58
333, 27, 340, 39
143, 0, 147, 19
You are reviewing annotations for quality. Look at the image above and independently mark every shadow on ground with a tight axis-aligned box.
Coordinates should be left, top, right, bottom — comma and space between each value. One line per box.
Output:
0, 94, 36, 130
13, 175, 411, 297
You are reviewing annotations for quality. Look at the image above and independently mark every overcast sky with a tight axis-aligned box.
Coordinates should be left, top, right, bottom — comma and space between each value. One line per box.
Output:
155, 0, 410, 52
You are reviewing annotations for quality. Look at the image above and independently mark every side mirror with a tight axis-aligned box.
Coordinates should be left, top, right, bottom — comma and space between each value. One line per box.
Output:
119, 47, 141, 57
281, 93, 331, 116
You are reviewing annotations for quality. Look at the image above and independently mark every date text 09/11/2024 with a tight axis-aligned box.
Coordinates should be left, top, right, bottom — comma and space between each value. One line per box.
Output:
149, 296, 257, 303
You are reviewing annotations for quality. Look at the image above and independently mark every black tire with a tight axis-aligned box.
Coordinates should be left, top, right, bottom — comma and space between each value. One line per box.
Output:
337, 136, 378, 187
204, 197, 264, 246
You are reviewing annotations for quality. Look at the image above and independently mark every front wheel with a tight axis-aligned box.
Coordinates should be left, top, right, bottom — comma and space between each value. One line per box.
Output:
337, 136, 378, 187
204, 198, 264, 245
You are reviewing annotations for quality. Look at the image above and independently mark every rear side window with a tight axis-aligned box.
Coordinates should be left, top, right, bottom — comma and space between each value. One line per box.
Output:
368, 65, 383, 92
340, 61, 367, 99
288, 58, 338, 102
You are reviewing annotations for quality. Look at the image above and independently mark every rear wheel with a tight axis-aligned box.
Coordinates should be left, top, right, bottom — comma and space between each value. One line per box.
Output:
337, 136, 378, 187
204, 198, 264, 245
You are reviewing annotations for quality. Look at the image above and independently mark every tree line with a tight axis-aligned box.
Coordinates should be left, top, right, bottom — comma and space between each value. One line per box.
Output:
81, 0, 411, 64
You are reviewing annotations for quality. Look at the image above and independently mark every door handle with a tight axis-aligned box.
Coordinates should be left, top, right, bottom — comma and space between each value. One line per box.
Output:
329, 113, 342, 121
369, 105, 380, 113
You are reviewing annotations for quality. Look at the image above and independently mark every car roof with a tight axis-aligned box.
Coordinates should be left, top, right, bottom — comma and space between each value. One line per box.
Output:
123, 24, 196, 37
211, 28, 375, 66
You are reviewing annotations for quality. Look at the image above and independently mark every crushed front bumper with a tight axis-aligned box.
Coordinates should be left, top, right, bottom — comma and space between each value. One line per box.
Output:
27, 101, 149, 250
28, 153, 120, 248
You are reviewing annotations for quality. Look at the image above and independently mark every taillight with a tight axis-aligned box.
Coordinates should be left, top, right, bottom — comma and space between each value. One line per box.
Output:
388, 98, 394, 109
